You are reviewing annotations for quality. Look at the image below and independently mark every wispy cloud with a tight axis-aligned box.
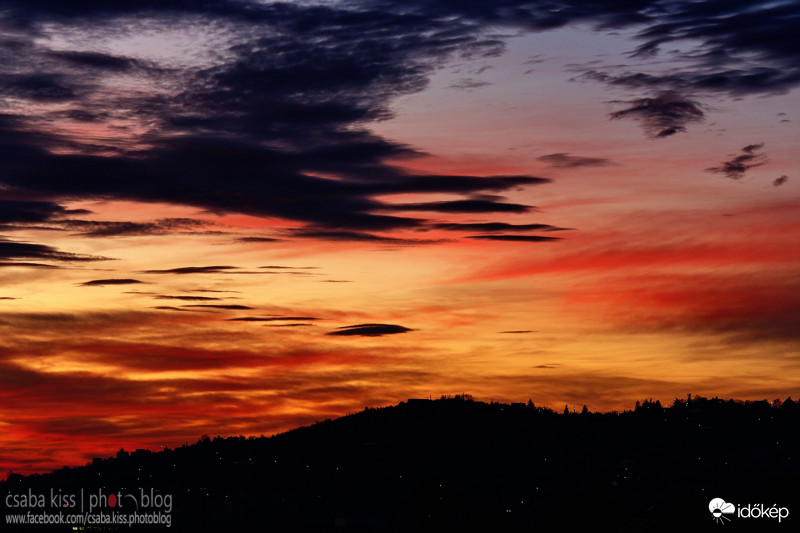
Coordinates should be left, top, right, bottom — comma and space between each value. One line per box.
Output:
0, 238, 109, 263
706, 143, 767, 180
228, 316, 320, 322
433, 222, 568, 232
537, 153, 612, 168
467, 235, 561, 242
143, 266, 239, 275
609, 92, 704, 138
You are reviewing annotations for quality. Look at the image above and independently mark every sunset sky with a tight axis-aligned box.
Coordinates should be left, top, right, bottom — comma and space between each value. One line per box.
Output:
1, 0, 798, 476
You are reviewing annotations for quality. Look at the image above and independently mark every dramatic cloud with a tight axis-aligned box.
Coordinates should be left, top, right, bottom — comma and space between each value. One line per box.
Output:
0, 262, 60, 269
467, 235, 561, 242
622, 1, 800, 96
235, 237, 282, 243
56, 218, 210, 237
609, 92, 704, 138
0, 238, 108, 263
11, 0, 793, 233
389, 199, 532, 213
181, 304, 254, 310
143, 266, 239, 275
0, 0, 557, 237
81, 279, 143, 287
706, 143, 767, 180
260, 266, 318, 270
44, 51, 140, 72
537, 153, 612, 168
0, 199, 87, 224
573, 1, 800, 123
449, 78, 490, 90
155, 295, 224, 301
228, 316, 320, 322
328, 324, 414, 337
289, 229, 429, 244
433, 222, 567, 232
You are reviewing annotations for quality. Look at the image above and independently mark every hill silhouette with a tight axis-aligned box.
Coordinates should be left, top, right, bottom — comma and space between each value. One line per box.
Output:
3, 395, 799, 531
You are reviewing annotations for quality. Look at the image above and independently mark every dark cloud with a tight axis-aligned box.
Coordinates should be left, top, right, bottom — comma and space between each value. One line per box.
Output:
228, 316, 320, 322
288, 229, 428, 244
389, 199, 531, 213
0, 199, 72, 223
143, 266, 239, 274
0, 1, 556, 238
572, 1, 800, 110
56, 218, 209, 237
537, 153, 612, 168
0, 73, 77, 102
235, 237, 282, 243
44, 50, 138, 72
186, 289, 240, 293
373, 175, 551, 194
264, 323, 316, 327
706, 143, 767, 180
449, 78, 490, 90
467, 235, 561, 242
81, 278, 143, 286
260, 265, 318, 270
0, 261, 60, 269
742, 143, 762, 154
773, 175, 788, 187
432, 222, 568, 232
155, 295, 223, 301
0, 296, 18, 300
0, 238, 109, 262
327, 323, 414, 337
500, 330, 536, 334
1, 0, 795, 237
609, 91, 704, 138
182, 304, 253, 310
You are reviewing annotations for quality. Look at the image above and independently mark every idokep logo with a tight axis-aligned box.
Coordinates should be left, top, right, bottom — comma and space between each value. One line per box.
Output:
709, 498, 735, 524
709, 497, 790, 525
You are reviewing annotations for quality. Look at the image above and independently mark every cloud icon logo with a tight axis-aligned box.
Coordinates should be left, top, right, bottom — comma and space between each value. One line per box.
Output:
709, 498, 736, 524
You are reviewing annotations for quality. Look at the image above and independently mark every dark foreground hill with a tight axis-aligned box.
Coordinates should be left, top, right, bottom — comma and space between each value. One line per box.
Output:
3, 395, 800, 531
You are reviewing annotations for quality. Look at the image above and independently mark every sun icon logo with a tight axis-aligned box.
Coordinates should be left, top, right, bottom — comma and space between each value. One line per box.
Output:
709, 498, 736, 524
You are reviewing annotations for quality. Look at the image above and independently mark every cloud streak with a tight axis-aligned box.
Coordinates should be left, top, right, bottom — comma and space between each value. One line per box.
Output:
467, 235, 561, 242
537, 153, 612, 168
327, 324, 414, 337
706, 143, 767, 180
0, 238, 109, 263
81, 279, 143, 287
